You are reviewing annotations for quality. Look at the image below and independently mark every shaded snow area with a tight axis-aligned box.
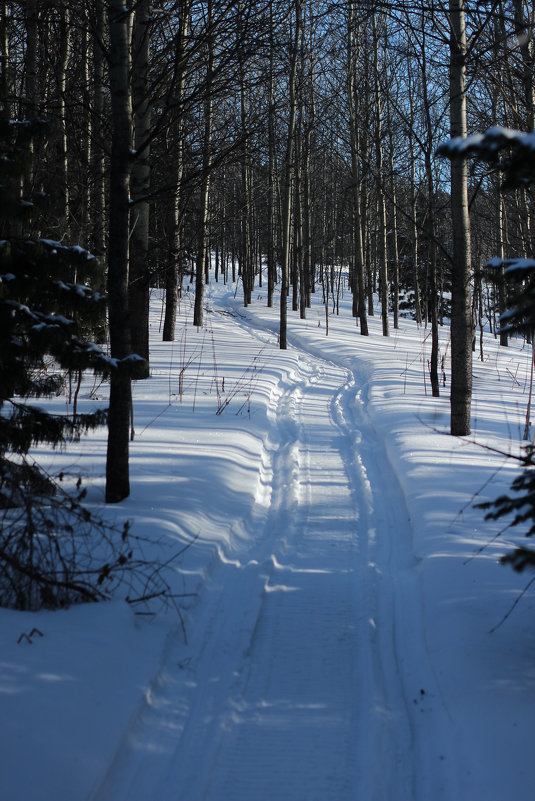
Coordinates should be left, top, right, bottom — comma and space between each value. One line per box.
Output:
2, 276, 535, 801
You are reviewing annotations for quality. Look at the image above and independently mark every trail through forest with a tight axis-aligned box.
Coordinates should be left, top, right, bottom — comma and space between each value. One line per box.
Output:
3, 280, 534, 801
91, 298, 455, 801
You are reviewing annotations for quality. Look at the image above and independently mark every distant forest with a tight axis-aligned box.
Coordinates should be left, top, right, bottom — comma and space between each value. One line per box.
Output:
2, 1, 535, 503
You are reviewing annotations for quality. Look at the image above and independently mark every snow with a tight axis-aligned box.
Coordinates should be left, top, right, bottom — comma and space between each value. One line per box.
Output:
484, 256, 535, 276
1, 273, 534, 801
70, 245, 96, 260
37, 240, 96, 262
39, 238, 64, 249
439, 126, 535, 160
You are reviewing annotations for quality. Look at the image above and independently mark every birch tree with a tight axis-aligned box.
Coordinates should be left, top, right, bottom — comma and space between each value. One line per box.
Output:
193, 0, 214, 328
372, 12, 389, 337
280, 0, 301, 349
346, 1, 368, 335
449, 0, 472, 436
163, 1, 190, 341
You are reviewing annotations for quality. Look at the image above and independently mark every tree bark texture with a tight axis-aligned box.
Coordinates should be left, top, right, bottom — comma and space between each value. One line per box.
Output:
449, 0, 472, 436
347, 3, 368, 335
23, 0, 39, 193
163, 3, 190, 341
373, 13, 389, 337
193, 0, 214, 329
129, 0, 152, 375
106, 0, 133, 503
280, 0, 301, 349
0, 2, 9, 120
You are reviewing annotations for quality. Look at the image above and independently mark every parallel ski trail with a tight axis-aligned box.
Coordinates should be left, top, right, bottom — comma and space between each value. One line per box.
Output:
177, 357, 365, 801
91, 301, 454, 801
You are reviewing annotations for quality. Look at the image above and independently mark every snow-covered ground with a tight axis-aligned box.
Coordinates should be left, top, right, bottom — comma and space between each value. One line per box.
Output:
1, 274, 534, 801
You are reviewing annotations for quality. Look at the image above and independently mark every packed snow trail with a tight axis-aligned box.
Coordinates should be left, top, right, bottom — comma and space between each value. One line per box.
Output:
91, 308, 455, 801
167, 356, 399, 801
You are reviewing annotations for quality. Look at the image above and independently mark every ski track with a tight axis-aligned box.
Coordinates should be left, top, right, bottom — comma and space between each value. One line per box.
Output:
90, 305, 456, 801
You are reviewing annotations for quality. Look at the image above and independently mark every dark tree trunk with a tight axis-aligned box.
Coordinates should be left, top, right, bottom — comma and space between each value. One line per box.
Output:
163, 3, 189, 341
129, 0, 152, 376
193, 0, 214, 329
0, 3, 9, 120
90, 0, 107, 323
106, 0, 133, 503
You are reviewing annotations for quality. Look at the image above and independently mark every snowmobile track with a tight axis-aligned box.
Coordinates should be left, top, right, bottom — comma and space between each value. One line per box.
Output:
90, 303, 457, 801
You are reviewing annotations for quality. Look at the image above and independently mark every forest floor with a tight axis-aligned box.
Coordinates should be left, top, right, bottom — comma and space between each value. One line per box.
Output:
1, 274, 535, 801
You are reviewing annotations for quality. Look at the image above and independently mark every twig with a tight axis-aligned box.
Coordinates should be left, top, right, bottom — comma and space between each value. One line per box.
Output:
489, 575, 535, 633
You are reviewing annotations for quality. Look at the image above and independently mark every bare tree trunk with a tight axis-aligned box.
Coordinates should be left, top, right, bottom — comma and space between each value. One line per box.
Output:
296, 10, 313, 320
267, 0, 277, 308
496, 188, 509, 347
129, 0, 151, 376
490, 27, 509, 348
238, 11, 253, 308
163, 3, 189, 341
302, 116, 313, 311
90, 0, 106, 262
426, 198, 440, 398
106, 0, 133, 503
347, 2, 368, 335
296, 150, 305, 319
24, 1, 38, 117
87, 0, 107, 343
512, 0, 535, 262
80, 14, 91, 246
449, 0, 472, 436
512, 0, 535, 130
23, 0, 39, 192
193, 0, 214, 329
407, 58, 422, 325
0, 2, 8, 120
280, 0, 301, 349
373, 13, 389, 337
56, 6, 70, 239
388, 117, 399, 330
419, 12, 440, 396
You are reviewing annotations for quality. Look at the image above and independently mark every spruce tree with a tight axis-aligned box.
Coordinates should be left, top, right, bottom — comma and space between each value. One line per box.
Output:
0, 117, 111, 504
0, 117, 138, 610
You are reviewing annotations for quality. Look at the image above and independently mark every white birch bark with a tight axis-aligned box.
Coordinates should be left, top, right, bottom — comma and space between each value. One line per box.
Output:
449, 0, 472, 436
